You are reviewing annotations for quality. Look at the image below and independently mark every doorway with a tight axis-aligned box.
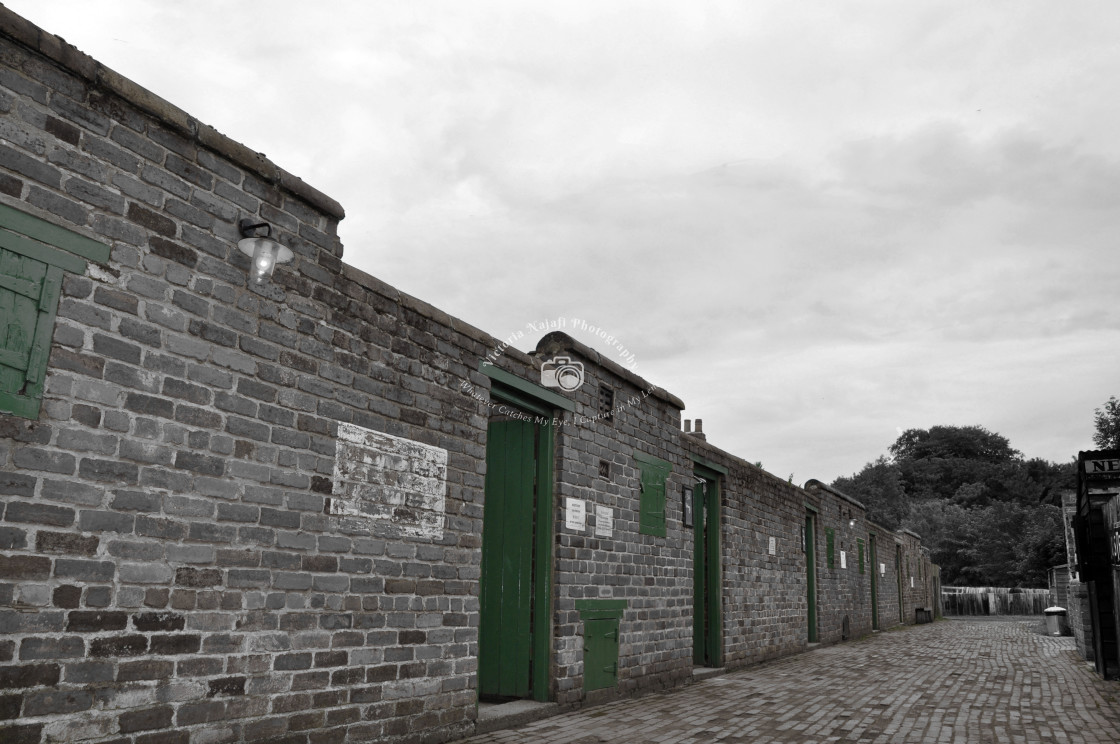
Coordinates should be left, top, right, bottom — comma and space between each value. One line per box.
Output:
869, 535, 879, 631
692, 468, 721, 666
805, 511, 818, 643
478, 398, 556, 701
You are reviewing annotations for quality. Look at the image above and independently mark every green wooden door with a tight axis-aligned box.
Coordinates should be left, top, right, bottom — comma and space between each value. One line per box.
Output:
0, 246, 62, 420
582, 618, 619, 691
869, 535, 879, 630
479, 417, 538, 699
805, 513, 818, 643
693, 475, 721, 666
896, 545, 904, 623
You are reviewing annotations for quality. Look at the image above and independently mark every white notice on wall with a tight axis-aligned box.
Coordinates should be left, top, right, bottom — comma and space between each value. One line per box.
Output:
565, 498, 586, 532
595, 505, 613, 538
768, 536, 776, 555
911, 576, 914, 588
880, 563, 886, 576
840, 550, 847, 569
331, 422, 448, 539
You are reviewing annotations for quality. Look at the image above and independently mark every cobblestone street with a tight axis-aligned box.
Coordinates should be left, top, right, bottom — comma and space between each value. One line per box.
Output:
462, 619, 1120, 744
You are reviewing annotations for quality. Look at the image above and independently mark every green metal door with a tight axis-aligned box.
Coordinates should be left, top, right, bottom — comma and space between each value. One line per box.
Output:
805, 513, 818, 643
869, 535, 879, 630
0, 246, 62, 419
479, 418, 538, 698
693, 475, 721, 666
896, 545, 904, 623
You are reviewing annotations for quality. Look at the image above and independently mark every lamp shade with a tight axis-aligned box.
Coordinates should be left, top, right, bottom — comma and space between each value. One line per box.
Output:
237, 233, 293, 284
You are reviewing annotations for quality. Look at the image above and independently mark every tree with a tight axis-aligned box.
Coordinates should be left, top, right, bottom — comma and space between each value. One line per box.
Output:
889, 425, 1019, 464
1093, 396, 1120, 449
831, 456, 908, 529
837, 424, 1068, 587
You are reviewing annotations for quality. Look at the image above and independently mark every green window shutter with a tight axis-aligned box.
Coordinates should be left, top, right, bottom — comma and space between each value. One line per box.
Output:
825, 527, 835, 569
635, 452, 671, 538
857, 538, 865, 574
0, 204, 108, 420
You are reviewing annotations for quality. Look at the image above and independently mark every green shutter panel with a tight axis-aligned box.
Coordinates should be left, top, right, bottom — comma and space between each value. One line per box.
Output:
638, 462, 667, 537
825, 528, 835, 569
0, 247, 62, 420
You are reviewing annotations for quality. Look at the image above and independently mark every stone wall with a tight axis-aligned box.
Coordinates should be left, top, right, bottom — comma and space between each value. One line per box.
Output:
0, 11, 540, 743
683, 438, 807, 668
0, 10, 942, 744
531, 332, 693, 704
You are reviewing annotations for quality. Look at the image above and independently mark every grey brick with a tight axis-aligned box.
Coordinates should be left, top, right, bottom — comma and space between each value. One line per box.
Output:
27, 184, 88, 225
54, 559, 115, 582
119, 562, 174, 584
65, 176, 125, 213
78, 510, 135, 534
107, 540, 163, 561
78, 458, 140, 484
12, 447, 75, 474
0, 142, 61, 187
140, 162, 191, 200
6, 501, 75, 526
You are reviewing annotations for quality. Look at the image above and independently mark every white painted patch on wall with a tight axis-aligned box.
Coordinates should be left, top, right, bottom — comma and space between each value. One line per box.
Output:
331, 422, 448, 539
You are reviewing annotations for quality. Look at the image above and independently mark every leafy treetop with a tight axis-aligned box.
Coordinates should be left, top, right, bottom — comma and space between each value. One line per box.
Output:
888, 425, 1020, 464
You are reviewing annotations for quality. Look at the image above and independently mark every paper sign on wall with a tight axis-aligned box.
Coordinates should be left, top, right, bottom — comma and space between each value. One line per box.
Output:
595, 505, 613, 538
768, 536, 776, 555
331, 422, 448, 539
565, 498, 586, 531
910, 576, 914, 588
840, 550, 847, 569
880, 563, 886, 576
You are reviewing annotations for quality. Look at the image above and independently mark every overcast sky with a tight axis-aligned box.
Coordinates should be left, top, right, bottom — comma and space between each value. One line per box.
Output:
13, 1, 1120, 483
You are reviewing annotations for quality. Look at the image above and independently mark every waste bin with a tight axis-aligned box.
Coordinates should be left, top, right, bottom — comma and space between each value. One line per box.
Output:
1044, 606, 1067, 636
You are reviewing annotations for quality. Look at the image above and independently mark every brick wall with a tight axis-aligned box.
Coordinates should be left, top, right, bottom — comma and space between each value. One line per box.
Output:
530, 332, 693, 704
0, 9, 943, 744
684, 438, 809, 668
803, 481, 874, 644
0, 12, 540, 743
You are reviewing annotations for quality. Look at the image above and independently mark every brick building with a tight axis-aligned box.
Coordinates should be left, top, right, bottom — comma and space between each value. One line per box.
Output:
0, 9, 939, 743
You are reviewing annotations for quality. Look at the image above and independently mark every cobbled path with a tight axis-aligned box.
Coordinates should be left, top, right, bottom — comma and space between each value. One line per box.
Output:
461, 619, 1120, 743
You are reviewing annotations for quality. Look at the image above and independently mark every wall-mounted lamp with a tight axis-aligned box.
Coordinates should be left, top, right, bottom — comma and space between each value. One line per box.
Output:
238, 218, 293, 284
849, 518, 857, 528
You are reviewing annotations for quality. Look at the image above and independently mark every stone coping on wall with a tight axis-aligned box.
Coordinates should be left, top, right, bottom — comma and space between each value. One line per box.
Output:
0, 6, 345, 221
535, 331, 686, 410
803, 479, 867, 511
339, 262, 536, 369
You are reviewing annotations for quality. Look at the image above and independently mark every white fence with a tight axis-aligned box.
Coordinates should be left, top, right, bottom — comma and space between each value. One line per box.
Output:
941, 587, 1050, 616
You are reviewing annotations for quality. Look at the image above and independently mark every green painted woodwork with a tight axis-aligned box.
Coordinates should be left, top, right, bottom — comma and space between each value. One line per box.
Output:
0, 204, 109, 420
0, 228, 88, 275
635, 452, 671, 538
479, 417, 537, 698
692, 467, 722, 666
805, 513, 818, 643
689, 453, 728, 475
896, 545, 904, 623
479, 361, 576, 412
0, 202, 109, 265
869, 535, 879, 630
0, 246, 62, 420
825, 527, 835, 569
479, 378, 557, 702
577, 600, 625, 692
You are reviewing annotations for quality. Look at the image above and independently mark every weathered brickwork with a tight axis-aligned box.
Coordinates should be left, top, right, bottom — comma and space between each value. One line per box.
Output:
0, 12, 523, 743
684, 439, 808, 667
0, 10, 941, 744
531, 333, 692, 705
